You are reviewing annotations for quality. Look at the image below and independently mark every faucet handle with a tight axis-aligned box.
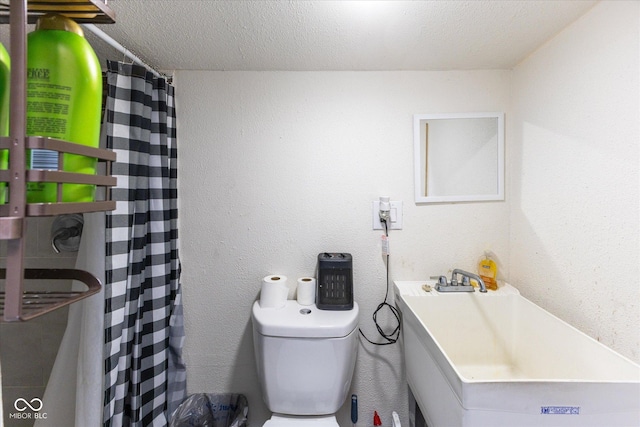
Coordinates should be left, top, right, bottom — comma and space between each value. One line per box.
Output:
450, 270, 458, 286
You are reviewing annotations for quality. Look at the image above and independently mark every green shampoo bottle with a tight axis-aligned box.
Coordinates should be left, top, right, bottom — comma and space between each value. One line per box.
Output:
26, 14, 102, 203
0, 42, 9, 204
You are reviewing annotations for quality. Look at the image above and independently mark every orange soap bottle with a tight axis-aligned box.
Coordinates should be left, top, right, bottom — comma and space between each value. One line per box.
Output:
478, 253, 498, 291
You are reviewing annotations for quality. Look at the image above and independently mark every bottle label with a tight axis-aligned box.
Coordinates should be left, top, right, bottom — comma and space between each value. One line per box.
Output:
27, 78, 72, 138
29, 149, 58, 170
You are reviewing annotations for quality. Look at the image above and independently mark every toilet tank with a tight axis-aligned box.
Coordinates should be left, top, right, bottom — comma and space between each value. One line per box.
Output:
251, 300, 359, 416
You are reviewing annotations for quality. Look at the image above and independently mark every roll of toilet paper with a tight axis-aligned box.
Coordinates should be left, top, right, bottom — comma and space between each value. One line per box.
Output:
259, 275, 289, 309
296, 277, 316, 306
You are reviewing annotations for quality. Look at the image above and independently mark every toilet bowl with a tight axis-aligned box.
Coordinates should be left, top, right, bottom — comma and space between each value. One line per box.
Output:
252, 300, 359, 426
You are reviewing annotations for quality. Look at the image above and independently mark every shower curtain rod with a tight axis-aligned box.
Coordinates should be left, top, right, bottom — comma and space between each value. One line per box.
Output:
82, 24, 167, 80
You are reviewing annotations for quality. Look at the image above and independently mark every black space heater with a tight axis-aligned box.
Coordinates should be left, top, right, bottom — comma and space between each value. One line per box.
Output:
316, 253, 354, 310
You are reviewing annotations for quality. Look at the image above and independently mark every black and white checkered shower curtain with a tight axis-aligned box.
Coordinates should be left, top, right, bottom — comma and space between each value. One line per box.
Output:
103, 61, 186, 427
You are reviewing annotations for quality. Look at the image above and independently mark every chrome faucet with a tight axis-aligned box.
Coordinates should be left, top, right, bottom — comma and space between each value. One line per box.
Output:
452, 269, 487, 293
434, 269, 487, 293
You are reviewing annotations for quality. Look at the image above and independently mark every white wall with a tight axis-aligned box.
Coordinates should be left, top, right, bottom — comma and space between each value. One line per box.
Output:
510, 0, 639, 362
176, 70, 511, 425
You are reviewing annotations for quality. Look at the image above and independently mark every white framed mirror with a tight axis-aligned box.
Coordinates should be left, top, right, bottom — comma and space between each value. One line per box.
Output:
414, 112, 504, 203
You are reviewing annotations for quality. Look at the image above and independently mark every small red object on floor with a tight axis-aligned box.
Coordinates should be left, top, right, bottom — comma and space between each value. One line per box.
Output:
374, 410, 382, 426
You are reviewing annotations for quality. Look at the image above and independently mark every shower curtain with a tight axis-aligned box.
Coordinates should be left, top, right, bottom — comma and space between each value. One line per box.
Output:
35, 61, 184, 427
103, 60, 186, 427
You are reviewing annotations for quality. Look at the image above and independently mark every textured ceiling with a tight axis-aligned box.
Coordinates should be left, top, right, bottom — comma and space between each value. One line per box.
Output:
2, 0, 598, 72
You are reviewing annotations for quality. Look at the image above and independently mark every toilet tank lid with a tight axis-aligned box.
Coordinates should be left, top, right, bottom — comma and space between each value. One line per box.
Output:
252, 301, 359, 338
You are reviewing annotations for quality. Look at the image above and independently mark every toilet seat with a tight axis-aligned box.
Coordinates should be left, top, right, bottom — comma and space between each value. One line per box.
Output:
263, 414, 339, 426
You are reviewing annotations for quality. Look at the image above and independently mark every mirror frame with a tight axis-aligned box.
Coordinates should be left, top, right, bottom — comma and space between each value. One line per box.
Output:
413, 112, 505, 204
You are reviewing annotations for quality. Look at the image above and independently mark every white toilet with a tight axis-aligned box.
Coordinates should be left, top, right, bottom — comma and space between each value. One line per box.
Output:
252, 300, 359, 426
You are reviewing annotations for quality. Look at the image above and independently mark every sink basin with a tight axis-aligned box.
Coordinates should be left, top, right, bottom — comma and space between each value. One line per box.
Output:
395, 281, 640, 427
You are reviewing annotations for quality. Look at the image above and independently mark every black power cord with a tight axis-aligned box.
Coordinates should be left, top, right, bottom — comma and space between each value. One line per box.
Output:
358, 218, 402, 346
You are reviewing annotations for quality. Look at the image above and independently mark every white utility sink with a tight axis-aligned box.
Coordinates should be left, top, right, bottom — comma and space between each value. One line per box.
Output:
395, 281, 640, 427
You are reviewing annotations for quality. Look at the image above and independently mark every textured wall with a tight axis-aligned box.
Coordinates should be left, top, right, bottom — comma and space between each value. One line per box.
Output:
510, 1, 640, 362
176, 70, 511, 426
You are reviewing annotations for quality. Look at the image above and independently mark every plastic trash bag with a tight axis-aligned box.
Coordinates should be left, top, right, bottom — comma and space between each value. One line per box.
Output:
169, 393, 248, 427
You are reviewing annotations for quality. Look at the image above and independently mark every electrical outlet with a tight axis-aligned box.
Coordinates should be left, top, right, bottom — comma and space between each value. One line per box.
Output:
372, 200, 403, 230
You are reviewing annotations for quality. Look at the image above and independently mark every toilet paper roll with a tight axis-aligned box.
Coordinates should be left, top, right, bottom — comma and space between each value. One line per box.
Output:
296, 277, 316, 306
259, 275, 289, 309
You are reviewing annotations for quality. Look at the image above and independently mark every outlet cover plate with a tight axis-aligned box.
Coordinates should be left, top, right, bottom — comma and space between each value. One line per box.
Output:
372, 201, 403, 230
